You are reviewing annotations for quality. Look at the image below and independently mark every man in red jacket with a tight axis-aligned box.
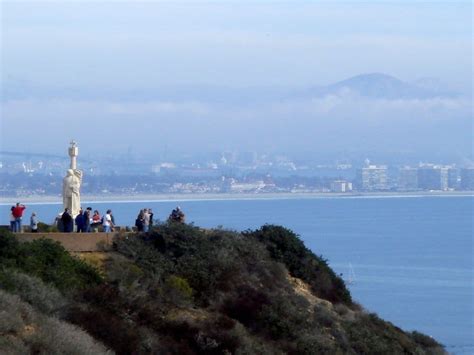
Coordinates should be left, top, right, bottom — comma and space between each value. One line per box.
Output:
12, 202, 26, 233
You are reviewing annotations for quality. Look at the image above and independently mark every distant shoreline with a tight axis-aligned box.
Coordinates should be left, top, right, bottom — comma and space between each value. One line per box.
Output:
1, 191, 472, 205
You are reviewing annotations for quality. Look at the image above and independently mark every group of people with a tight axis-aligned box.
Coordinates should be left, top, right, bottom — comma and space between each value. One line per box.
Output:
57, 207, 115, 233
9, 203, 37, 233
134, 206, 186, 231
8, 202, 186, 233
135, 208, 154, 232
169, 206, 185, 223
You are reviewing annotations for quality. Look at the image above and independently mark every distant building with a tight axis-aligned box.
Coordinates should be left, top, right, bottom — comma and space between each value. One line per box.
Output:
330, 180, 353, 193
460, 168, 474, 190
447, 168, 460, 190
357, 165, 388, 191
230, 180, 266, 193
398, 167, 418, 191
417, 166, 448, 190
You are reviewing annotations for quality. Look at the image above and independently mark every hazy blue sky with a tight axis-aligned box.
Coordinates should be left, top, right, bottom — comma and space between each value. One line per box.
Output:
1, 1, 472, 159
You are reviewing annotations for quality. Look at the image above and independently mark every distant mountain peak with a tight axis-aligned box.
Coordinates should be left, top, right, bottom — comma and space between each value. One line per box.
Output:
300, 73, 456, 100
341, 72, 401, 82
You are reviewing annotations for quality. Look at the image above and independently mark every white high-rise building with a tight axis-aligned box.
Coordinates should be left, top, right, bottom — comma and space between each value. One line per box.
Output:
357, 165, 388, 191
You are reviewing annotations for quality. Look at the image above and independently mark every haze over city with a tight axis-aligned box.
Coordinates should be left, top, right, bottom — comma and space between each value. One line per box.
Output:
1, 1, 472, 161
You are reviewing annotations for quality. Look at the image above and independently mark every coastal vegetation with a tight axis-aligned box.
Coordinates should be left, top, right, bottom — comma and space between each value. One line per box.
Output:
0, 224, 444, 354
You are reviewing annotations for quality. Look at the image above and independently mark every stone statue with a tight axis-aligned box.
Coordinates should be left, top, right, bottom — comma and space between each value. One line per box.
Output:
63, 141, 83, 217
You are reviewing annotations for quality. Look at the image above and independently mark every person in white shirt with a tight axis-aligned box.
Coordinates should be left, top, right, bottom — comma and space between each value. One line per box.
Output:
30, 212, 39, 233
103, 209, 114, 233
143, 208, 150, 232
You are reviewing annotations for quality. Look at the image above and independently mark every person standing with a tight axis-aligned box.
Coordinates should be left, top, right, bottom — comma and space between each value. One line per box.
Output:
75, 208, 85, 233
91, 210, 101, 233
9, 207, 15, 232
143, 208, 150, 232
102, 209, 114, 233
169, 206, 185, 223
135, 210, 144, 232
83, 207, 92, 233
61, 208, 73, 233
30, 212, 39, 233
12, 203, 26, 233
54, 213, 64, 232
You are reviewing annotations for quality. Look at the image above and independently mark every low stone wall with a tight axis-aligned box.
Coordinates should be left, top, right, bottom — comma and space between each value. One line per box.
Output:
14, 232, 130, 252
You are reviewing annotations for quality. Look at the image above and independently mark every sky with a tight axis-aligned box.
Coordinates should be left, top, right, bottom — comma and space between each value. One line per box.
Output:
1, 1, 472, 161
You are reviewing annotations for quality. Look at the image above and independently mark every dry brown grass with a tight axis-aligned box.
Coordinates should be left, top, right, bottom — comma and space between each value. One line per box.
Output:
73, 252, 110, 275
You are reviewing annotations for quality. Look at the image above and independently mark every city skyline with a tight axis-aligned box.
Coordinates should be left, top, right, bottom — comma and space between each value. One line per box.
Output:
2, 143, 473, 199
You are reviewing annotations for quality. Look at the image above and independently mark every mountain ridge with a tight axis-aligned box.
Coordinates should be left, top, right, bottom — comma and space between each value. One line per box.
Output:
2, 73, 461, 102
294, 72, 458, 100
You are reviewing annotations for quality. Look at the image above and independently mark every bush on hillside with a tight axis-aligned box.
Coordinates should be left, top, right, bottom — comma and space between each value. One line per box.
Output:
244, 225, 352, 304
0, 231, 102, 291
0, 290, 111, 354
0, 224, 444, 354
0, 269, 67, 315
342, 312, 439, 354
66, 302, 143, 354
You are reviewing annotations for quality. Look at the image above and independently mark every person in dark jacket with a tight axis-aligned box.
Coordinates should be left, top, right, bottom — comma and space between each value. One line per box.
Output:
75, 208, 85, 233
61, 208, 73, 233
83, 207, 92, 233
169, 206, 185, 223
135, 210, 144, 232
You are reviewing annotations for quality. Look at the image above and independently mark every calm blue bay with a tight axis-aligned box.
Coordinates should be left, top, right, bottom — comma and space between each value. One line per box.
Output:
1, 196, 472, 353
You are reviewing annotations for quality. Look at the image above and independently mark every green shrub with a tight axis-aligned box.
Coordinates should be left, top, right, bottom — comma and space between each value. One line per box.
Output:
296, 332, 339, 354
114, 233, 173, 278
0, 232, 102, 291
164, 275, 193, 305
342, 313, 445, 354
244, 225, 352, 304
0, 269, 67, 315
0, 292, 27, 334
0, 230, 20, 265
313, 303, 335, 328
257, 294, 310, 341
158, 318, 242, 354
106, 255, 145, 289
411, 331, 443, 349
222, 285, 271, 328
0, 290, 111, 354
0, 335, 28, 354
66, 303, 142, 354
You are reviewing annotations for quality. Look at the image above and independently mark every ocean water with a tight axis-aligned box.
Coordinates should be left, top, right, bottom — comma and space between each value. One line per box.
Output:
1, 196, 473, 353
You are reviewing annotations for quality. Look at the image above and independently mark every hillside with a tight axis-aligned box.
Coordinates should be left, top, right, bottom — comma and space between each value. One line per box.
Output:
0, 224, 445, 354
